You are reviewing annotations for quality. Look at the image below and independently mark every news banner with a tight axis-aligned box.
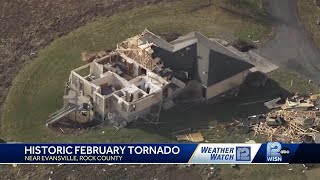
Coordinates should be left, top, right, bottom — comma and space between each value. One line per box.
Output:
0, 142, 319, 164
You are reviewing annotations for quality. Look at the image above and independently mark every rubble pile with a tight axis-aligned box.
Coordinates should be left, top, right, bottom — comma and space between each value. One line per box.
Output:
81, 50, 110, 62
252, 94, 320, 142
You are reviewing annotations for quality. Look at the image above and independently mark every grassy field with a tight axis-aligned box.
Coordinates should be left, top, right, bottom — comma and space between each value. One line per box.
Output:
0, 0, 272, 142
298, 0, 320, 48
0, 0, 317, 179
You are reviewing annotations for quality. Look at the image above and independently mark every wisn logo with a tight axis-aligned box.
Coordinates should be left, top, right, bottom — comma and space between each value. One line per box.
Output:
266, 142, 289, 162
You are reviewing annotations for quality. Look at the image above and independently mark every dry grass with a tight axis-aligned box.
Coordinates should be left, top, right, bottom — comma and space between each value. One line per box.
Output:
298, 0, 320, 48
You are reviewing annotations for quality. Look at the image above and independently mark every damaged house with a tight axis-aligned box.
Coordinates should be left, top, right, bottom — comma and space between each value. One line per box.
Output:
46, 30, 254, 127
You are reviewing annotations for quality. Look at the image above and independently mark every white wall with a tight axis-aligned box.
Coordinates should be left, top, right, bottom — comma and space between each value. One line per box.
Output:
132, 92, 162, 113
91, 62, 103, 78
91, 73, 114, 86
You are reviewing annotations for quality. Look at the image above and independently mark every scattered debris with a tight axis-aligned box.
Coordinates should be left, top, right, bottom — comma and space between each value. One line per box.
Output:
309, 94, 320, 100
266, 116, 284, 126
81, 51, 96, 62
247, 115, 266, 125
12, 164, 17, 168
113, 125, 122, 135
303, 164, 313, 170
176, 132, 204, 142
281, 100, 314, 111
59, 127, 65, 133
81, 50, 110, 63
253, 94, 320, 142
264, 97, 284, 109
30, 51, 36, 56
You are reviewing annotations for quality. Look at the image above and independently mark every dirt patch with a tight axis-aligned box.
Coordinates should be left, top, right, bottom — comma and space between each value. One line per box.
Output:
231, 39, 256, 52
0, 0, 173, 107
49, 118, 103, 135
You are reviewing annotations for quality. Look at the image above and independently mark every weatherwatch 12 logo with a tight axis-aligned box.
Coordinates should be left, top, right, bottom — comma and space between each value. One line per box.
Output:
266, 142, 289, 162
236, 147, 251, 161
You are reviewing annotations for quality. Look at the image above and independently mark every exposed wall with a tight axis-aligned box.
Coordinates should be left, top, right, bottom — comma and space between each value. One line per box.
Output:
206, 70, 249, 99
91, 62, 103, 78
93, 92, 105, 120
92, 72, 113, 86
110, 91, 162, 121
113, 75, 129, 89
70, 72, 94, 96
82, 81, 89, 96
110, 97, 129, 119
134, 92, 161, 111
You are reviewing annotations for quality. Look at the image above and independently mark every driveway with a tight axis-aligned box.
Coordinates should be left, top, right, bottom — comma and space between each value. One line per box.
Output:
258, 0, 320, 83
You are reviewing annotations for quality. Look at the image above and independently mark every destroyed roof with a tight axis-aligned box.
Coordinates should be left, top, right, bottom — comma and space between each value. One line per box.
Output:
141, 30, 254, 87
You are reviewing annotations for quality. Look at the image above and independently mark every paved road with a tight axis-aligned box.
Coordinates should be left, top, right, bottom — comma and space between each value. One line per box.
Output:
258, 0, 320, 83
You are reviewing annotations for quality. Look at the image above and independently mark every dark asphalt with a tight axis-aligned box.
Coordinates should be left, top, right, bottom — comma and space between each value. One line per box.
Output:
258, 0, 320, 83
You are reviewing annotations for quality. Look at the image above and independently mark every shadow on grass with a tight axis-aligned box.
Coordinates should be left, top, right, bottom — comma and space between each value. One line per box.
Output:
127, 77, 290, 140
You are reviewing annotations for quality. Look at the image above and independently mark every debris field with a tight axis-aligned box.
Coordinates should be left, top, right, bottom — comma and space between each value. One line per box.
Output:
251, 94, 320, 143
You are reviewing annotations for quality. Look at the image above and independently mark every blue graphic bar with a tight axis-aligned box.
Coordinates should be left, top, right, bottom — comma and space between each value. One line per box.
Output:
0, 144, 197, 163
0, 143, 319, 164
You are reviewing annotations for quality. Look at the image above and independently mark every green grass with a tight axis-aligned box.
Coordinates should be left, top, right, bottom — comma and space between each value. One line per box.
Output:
0, 0, 272, 142
77, 65, 90, 77
268, 68, 320, 95
298, 0, 320, 48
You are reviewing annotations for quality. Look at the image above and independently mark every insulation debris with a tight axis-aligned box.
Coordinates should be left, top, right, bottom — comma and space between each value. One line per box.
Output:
264, 97, 284, 109
176, 132, 204, 142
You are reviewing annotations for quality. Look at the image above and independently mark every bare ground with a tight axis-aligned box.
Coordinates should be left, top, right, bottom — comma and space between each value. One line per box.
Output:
0, 0, 173, 106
